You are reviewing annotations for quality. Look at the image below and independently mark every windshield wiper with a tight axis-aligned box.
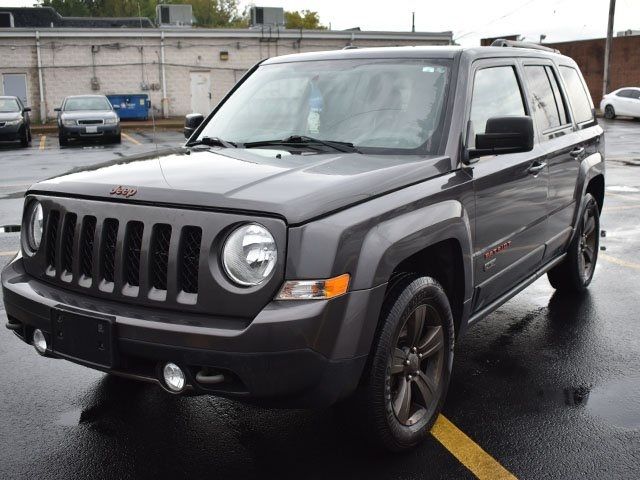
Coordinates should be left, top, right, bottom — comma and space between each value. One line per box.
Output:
188, 136, 237, 148
244, 135, 360, 153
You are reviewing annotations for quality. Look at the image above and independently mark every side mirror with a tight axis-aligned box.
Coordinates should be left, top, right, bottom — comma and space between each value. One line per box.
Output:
184, 113, 204, 139
54, 107, 61, 112
467, 116, 534, 162
23, 107, 31, 112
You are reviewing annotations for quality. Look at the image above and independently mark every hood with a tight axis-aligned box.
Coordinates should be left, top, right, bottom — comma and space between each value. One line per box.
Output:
0, 112, 22, 121
30, 147, 452, 225
60, 110, 116, 120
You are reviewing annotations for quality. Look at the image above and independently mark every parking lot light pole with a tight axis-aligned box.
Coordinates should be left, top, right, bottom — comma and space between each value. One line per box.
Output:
602, 0, 616, 98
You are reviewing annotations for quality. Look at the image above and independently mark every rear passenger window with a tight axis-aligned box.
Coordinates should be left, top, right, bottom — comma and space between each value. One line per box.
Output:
559, 66, 594, 124
524, 65, 569, 132
470, 66, 526, 136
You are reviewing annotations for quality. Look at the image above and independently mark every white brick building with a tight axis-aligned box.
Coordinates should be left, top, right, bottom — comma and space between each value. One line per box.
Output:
0, 28, 452, 122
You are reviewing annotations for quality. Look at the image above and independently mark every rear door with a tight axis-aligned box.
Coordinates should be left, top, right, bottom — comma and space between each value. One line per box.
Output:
520, 60, 579, 261
625, 89, 640, 117
468, 60, 549, 312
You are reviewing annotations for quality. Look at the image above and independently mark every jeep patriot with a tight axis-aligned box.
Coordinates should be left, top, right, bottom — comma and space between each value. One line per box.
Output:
2, 42, 604, 451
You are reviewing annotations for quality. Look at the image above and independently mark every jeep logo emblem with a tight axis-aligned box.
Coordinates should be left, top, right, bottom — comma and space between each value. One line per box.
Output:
110, 185, 138, 198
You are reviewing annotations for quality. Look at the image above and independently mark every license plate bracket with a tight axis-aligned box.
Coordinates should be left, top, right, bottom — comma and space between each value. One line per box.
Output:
51, 309, 116, 368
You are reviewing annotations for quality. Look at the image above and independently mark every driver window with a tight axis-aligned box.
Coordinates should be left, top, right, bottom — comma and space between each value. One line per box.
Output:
469, 66, 526, 143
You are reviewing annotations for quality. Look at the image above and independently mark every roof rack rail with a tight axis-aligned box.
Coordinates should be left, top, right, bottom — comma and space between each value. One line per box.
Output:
490, 39, 560, 54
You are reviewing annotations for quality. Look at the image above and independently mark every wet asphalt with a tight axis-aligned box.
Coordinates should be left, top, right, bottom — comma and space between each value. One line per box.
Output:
0, 121, 639, 479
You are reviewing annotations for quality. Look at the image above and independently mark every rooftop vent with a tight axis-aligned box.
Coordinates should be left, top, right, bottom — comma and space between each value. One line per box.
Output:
250, 6, 284, 28
156, 4, 193, 27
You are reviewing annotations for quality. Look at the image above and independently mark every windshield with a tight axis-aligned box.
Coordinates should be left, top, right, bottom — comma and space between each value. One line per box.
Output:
197, 58, 451, 154
0, 98, 20, 113
64, 97, 112, 111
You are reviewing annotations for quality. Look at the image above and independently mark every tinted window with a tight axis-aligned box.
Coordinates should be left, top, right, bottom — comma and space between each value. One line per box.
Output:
616, 90, 632, 98
470, 66, 525, 137
546, 67, 569, 124
559, 66, 593, 123
199, 59, 451, 153
524, 66, 568, 131
628, 90, 640, 100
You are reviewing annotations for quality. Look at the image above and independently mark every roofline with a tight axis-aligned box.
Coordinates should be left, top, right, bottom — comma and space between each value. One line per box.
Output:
0, 27, 453, 42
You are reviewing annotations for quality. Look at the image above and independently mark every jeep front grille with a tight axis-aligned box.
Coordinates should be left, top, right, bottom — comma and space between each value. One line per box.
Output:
25, 196, 284, 319
42, 210, 201, 300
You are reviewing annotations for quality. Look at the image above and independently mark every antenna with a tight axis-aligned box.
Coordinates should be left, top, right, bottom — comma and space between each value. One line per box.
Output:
412, 12, 415, 32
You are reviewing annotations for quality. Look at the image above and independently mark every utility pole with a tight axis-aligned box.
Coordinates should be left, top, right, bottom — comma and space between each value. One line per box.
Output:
603, 0, 616, 98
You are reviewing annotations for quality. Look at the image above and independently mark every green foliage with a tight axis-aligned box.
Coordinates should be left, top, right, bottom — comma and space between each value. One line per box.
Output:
284, 10, 326, 30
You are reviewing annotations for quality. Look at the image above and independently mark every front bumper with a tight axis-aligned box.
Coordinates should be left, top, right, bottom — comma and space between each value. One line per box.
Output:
0, 124, 23, 141
2, 257, 385, 407
60, 124, 120, 139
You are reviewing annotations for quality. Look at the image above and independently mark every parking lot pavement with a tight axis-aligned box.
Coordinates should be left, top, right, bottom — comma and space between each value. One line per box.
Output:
1, 120, 639, 479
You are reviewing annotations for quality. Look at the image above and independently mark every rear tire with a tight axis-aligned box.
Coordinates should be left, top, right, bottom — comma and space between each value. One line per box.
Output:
345, 275, 454, 451
604, 104, 616, 119
548, 193, 600, 292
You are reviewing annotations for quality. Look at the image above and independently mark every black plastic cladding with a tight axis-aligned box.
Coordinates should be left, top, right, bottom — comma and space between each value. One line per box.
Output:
22, 195, 287, 319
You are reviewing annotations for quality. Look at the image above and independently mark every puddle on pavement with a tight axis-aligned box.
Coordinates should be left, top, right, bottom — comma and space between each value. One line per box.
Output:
586, 375, 640, 430
56, 408, 82, 427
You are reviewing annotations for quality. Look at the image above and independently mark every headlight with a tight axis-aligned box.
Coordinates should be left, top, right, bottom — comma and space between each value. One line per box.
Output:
5, 118, 22, 126
222, 223, 277, 286
25, 201, 44, 252
62, 119, 76, 126
104, 117, 119, 125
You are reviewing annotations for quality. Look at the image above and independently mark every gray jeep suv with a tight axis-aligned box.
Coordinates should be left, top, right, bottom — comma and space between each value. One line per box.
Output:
2, 42, 604, 451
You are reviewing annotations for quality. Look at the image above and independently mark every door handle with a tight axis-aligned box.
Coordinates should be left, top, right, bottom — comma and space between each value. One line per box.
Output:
570, 147, 585, 158
528, 161, 547, 175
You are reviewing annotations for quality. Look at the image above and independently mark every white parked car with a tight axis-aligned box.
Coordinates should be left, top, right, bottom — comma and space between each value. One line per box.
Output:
600, 87, 640, 119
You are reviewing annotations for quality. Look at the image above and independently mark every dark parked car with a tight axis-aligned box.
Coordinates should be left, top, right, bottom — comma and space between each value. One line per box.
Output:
2, 42, 604, 451
55, 95, 121, 146
0, 96, 31, 147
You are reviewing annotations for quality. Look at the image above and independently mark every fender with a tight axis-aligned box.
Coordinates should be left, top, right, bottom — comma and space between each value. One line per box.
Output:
570, 149, 605, 242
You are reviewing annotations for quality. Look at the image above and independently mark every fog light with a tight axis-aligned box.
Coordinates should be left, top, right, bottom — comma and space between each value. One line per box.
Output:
163, 362, 186, 392
33, 329, 47, 354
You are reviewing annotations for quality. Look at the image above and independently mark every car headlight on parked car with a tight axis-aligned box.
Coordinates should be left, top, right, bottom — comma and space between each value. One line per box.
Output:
62, 119, 76, 127
104, 117, 119, 125
4, 118, 23, 126
222, 223, 277, 286
25, 201, 44, 252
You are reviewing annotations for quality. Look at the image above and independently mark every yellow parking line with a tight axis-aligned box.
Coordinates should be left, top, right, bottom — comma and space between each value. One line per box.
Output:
121, 132, 141, 145
599, 252, 640, 271
0, 251, 18, 257
39, 135, 46, 150
431, 415, 518, 480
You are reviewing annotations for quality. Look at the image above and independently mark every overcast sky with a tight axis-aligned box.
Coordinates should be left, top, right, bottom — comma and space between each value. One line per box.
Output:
2, 0, 639, 46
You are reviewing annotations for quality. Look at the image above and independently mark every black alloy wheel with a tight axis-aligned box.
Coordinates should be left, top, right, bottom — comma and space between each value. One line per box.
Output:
389, 304, 445, 426
548, 193, 600, 292
343, 275, 454, 451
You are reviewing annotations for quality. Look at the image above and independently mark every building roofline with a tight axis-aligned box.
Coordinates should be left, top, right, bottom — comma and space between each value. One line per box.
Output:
0, 27, 453, 42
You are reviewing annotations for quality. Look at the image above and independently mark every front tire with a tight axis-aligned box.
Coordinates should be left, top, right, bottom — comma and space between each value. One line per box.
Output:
350, 275, 454, 451
604, 104, 616, 119
20, 128, 30, 148
58, 133, 68, 147
548, 193, 600, 292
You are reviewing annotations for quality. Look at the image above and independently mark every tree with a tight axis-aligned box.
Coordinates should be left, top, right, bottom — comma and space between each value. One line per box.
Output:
284, 10, 326, 30
41, 0, 90, 17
